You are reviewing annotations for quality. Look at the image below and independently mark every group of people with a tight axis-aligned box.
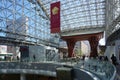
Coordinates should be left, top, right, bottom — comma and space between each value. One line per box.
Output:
93, 54, 119, 66
99, 54, 118, 66
99, 54, 119, 66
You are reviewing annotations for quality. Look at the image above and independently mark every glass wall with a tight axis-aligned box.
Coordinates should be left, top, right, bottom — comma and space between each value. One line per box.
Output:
105, 0, 120, 36
0, 0, 58, 46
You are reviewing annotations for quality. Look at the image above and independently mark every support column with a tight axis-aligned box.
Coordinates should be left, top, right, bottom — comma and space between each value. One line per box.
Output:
20, 74, 26, 80
66, 39, 76, 57
88, 36, 99, 58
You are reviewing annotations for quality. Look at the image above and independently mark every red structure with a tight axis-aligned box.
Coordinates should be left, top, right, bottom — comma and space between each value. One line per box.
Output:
66, 39, 76, 57
61, 32, 103, 57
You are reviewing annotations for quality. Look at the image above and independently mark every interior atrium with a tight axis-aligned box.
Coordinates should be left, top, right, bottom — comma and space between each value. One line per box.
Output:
0, 0, 120, 80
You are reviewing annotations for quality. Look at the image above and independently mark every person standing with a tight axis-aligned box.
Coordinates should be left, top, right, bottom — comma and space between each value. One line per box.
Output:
111, 54, 118, 65
33, 54, 36, 61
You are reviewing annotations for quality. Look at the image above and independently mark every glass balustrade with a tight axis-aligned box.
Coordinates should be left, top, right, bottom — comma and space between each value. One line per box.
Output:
74, 58, 116, 80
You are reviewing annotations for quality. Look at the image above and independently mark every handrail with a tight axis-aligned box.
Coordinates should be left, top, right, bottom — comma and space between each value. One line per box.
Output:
110, 63, 116, 80
73, 68, 100, 80
74, 58, 117, 80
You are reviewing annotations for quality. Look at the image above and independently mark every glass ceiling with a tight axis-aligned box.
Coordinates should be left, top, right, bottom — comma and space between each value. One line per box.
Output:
0, 0, 106, 46
40, 0, 105, 31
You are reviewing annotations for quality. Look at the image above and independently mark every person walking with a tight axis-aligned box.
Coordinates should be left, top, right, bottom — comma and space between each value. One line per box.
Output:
111, 54, 118, 66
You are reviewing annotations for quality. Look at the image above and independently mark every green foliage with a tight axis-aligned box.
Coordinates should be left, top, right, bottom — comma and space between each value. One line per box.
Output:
99, 50, 104, 55
75, 49, 83, 56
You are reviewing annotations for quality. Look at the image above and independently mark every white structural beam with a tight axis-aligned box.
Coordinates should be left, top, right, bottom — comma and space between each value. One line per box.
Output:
60, 26, 105, 36
37, 0, 49, 20
108, 14, 120, 35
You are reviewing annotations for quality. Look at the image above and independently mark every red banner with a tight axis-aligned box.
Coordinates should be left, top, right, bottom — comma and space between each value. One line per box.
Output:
50, 1, 60, 33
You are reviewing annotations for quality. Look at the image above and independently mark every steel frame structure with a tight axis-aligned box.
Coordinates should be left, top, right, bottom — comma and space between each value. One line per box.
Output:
0, 0, 107, 46
40, 0, 105, 31
105, 0, 120, 38
0, 0, 58, 47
